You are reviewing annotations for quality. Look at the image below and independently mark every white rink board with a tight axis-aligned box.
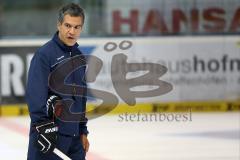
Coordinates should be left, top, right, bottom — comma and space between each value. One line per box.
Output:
86, 36, 240, 102
1, 36, 240, 103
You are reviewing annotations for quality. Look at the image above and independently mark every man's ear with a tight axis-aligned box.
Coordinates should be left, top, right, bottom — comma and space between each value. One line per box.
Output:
57, 22, 61, 30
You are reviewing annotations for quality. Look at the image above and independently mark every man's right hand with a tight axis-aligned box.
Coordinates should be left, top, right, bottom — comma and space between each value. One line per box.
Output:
35, 120, 58, 154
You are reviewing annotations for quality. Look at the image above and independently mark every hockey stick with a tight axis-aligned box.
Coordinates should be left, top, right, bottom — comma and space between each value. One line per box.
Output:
53, 148, 72, 160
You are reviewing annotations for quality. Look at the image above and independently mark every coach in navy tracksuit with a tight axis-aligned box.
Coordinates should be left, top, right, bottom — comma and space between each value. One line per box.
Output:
26, 3, 89, 160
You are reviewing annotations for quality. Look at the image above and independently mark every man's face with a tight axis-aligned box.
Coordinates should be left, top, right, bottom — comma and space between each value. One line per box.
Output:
57, 14, 83, 46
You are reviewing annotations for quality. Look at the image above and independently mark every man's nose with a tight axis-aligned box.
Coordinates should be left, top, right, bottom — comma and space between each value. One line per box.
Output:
69, 27, 75, 34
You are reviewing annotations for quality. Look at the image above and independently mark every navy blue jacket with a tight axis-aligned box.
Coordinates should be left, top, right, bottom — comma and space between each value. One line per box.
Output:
26, 32, 88, 136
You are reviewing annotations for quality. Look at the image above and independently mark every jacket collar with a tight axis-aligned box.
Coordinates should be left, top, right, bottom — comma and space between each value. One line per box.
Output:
52, 31, 81, 54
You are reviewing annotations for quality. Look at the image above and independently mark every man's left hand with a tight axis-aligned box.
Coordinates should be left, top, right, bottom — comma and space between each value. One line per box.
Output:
81, 134, 89, 152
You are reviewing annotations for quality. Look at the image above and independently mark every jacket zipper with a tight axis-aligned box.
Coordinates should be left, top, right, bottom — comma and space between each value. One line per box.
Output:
70, 51, 76, 100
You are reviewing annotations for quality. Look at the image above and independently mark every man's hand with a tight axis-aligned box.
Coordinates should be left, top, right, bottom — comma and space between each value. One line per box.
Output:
81, 134, 89, 152
35, 120, 58, 154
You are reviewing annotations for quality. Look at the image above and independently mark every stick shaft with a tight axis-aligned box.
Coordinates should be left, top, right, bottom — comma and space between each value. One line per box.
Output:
53, 148, 72, 160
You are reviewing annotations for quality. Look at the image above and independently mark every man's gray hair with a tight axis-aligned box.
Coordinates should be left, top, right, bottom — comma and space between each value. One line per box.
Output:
58, 3, 85, 24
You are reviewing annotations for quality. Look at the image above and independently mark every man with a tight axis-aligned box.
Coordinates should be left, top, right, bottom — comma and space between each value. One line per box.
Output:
26, 3, 89, 160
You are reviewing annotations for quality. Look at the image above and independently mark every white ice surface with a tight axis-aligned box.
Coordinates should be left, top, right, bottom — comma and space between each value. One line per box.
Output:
0, 113, 239, 160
